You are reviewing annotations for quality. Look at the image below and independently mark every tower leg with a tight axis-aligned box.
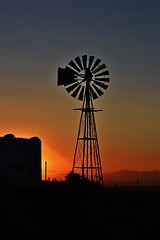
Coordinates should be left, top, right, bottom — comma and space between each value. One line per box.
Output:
72, 96, 104, 186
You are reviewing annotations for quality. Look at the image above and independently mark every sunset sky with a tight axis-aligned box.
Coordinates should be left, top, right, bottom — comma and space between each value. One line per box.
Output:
0, 0, 159, 180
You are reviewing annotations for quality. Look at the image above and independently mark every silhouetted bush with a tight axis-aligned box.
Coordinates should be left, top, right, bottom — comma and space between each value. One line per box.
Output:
65, 171, 81, 183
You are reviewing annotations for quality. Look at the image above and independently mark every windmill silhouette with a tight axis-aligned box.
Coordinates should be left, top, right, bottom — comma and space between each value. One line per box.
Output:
57, 55, 110, 186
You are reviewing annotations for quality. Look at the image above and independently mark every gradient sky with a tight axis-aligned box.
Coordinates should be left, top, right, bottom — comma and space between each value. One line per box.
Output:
0, 0, 159, 180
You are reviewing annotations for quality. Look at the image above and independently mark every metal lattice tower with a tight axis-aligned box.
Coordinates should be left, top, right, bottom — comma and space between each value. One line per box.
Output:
57, 55, 110, 186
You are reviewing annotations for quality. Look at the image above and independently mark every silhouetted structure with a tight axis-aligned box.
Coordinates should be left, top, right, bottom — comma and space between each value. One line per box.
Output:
57, 55, 110, 186
0, 134, 41, 186
44, 160, 47, 181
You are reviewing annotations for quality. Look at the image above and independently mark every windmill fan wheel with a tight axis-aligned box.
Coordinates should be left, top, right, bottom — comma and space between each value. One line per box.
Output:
57, 55, 110, 100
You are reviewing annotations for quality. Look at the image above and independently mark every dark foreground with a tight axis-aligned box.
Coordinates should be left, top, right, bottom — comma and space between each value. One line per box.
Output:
0, 182, 160, 240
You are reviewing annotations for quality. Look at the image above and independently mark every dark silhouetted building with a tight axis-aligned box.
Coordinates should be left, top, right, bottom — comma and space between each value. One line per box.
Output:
0, 134, 41, 186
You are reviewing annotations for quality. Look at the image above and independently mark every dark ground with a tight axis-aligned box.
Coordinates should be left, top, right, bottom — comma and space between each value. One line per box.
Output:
0, 181, 160, 240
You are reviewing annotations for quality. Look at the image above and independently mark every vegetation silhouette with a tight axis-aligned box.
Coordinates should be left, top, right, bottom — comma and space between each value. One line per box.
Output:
64, 171, 101, 187
0, 173, 160, 239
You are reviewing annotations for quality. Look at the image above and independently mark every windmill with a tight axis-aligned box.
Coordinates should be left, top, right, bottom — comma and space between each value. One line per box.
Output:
57, 55, 110, 186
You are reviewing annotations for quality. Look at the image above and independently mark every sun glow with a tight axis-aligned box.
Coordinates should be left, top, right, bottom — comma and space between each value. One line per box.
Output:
42, 143, 70, 181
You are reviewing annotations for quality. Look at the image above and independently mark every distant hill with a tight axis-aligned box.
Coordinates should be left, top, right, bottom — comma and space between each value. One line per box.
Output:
103, 170, 160, 186
47, 170, 160, 186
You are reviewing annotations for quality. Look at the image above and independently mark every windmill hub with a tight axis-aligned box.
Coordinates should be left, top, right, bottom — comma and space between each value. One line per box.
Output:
84, 68, 93, 82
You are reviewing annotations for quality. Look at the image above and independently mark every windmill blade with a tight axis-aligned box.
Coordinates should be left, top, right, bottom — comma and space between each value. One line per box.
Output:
91, 58, 101, 72
88, 56, 94, 70
92, 63, 107, 74
69, 60, 81, 72
93, 80, 108, 90
75, 56, 83, 70
78, 86, 84, 101
92, 83, 104, 97
94, 70, 109, 77
71, 85, 82, 98
63, 78, 77, 86
66, 82, 80, 93
89, 85, 99, 99
95, 77, 110, 82
65, 66, 82, 79
82, 55, 87, 69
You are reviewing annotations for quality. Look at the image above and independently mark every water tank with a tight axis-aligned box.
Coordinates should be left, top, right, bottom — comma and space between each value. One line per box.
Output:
0, 134, 42, 186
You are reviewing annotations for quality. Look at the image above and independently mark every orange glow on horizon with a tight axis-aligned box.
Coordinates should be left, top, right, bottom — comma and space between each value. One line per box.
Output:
0, 125, 159, 182
42, 142, 71, 181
